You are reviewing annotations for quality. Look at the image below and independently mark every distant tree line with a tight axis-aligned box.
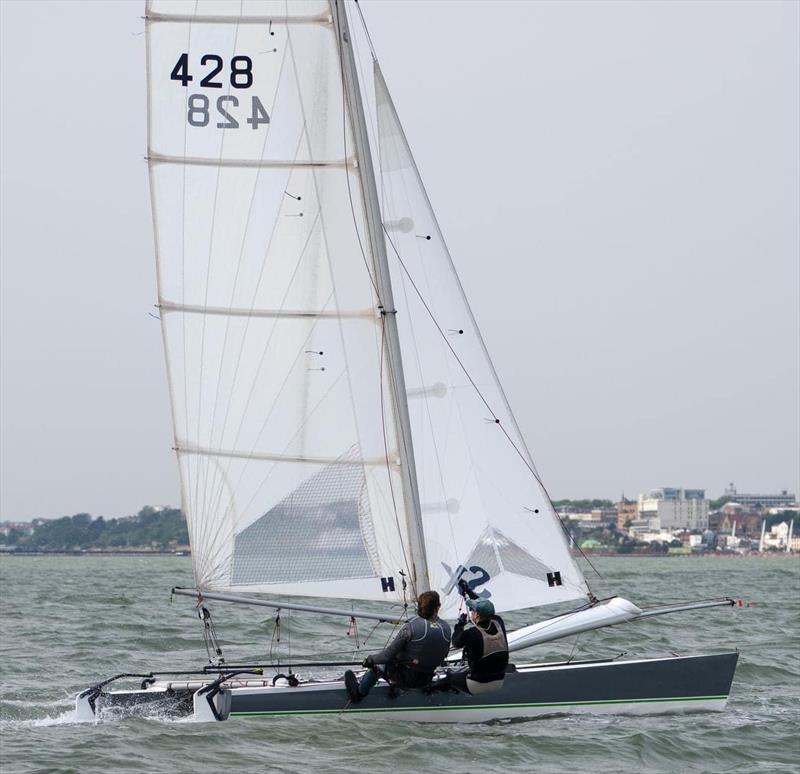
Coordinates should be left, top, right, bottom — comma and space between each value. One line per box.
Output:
1, 506, 188, 551
552, 499, 614, 511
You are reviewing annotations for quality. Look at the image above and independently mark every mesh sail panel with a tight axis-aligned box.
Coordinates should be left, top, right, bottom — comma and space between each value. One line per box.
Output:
232, 450, 378, 585
146, 1, 414, 601
374, 63, 589, 615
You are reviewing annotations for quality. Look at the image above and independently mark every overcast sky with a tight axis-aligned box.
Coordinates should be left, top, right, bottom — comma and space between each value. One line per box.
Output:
1, 0, 797, 522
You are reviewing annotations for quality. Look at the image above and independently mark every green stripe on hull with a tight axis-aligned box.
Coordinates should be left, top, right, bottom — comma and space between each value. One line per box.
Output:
230, 694, 728, 718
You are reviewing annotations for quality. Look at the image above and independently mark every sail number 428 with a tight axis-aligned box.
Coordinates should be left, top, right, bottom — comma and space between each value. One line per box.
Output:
170, 53, 269, 129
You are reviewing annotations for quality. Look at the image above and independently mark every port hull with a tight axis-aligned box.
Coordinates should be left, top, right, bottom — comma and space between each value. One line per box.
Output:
87, 652, 738, 723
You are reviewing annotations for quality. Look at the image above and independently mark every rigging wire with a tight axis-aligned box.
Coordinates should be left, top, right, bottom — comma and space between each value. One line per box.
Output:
378, 322, 414, 582
267, 610, 282, 670
353, 0, 378, 61
377, 126, 466, 573
198, 604, 225, 665
566, 633, 582, 663
382, 227, 603, 582
335, 1, 381, 300
350, 0, 600, 585
334, 0, 416, 588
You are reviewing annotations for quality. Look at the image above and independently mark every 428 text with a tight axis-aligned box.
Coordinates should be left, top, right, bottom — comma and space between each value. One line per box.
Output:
170, 53, 270, 129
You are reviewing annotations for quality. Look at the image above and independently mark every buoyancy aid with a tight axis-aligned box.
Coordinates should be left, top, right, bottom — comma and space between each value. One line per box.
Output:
469, 617, 509, 681
477, 620, 508, 660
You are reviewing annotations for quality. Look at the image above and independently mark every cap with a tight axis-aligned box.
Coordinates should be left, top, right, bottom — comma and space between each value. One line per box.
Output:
465, 598, 495, 618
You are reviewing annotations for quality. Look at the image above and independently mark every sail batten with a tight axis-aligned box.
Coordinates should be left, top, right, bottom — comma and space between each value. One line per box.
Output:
159, 300, 377, 320
149, 152, 352, 169
175, 443, 396, 467
147, 13, 331, 27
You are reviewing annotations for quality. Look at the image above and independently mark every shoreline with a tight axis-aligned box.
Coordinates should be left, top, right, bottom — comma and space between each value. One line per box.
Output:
0, 550, 189, 557
0, 550, 795, 559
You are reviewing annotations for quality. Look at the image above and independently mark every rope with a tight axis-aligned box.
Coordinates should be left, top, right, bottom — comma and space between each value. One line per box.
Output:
347, 615, 361, 658
267, 610, 281, 669
566, 633, 581, 663
197, 604, 225, 665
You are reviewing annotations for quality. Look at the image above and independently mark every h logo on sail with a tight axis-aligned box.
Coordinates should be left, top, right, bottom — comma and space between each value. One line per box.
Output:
547, 571, 563, 587
381, 576, 395, 593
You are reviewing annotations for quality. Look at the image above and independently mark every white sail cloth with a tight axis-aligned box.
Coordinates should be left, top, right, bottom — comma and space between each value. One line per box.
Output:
373, 64, 589, 616
147, 0, 589, 618
147, 0, 418, 603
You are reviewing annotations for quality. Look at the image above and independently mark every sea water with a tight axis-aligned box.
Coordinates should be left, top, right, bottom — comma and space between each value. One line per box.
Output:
1, 555, 798, 774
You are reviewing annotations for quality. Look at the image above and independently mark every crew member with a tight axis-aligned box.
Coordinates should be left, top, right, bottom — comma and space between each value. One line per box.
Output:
449, 597, 509, 694
344, 590, 451, 702
433, 581, 509, 695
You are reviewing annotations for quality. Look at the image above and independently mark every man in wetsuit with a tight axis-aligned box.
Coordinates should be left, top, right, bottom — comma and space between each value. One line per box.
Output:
344, 590, 451, 702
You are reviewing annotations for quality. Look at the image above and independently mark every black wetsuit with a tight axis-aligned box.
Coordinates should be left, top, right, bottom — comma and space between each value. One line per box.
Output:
359, 615, 452, 694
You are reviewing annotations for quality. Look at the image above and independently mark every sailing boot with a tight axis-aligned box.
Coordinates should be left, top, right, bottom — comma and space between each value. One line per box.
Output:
344, 670, 363, 703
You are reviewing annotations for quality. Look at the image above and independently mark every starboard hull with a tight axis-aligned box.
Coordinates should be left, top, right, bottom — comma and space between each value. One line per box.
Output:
81, 652, 738, 723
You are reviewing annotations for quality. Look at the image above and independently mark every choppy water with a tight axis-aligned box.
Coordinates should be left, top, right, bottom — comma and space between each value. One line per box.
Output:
1, 555, 798, 773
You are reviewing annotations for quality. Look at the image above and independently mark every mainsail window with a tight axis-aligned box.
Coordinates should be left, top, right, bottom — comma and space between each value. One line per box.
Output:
232, 450, 378, 585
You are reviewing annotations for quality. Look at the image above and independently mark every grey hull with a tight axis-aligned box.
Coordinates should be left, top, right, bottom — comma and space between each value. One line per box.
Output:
90, 652, 738, 723
228, 652, 738, 721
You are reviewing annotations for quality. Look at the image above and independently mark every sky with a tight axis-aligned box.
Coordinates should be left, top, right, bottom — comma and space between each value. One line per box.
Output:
1, 0, 798, 522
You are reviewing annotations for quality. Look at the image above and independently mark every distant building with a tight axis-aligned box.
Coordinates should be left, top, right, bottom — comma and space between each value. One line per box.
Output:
713, 504, 763, 537
627, 515, 660, 537
724, 484, 795, 509
638, 488, 709, 532
616, 499, 638, 530
762, 521, 795, 551
562, 508, 617, 531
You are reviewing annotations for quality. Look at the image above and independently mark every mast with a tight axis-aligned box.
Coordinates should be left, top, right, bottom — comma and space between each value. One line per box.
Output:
331, 0, 430, 594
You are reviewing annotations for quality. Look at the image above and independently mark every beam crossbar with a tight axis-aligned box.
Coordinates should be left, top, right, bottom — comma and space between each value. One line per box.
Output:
172, 587, 405, 624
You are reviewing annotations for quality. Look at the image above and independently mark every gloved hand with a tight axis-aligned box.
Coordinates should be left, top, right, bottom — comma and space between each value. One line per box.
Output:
457, 578, 479, 600
457, 613, 468, 626
362, 655, 375, 669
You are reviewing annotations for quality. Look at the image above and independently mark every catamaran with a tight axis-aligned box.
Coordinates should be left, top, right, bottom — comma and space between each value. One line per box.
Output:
77, 0, 739, 722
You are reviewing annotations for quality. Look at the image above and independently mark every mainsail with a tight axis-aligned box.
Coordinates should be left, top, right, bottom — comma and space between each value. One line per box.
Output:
146, 0, 420, 604
146, 0, 588, 617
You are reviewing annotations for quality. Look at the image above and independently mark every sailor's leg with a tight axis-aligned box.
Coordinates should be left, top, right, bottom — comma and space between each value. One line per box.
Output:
427, 667, 469, 694
449, 668, 471, 694
357, 667, 380, 697
464, 677, 505, 695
